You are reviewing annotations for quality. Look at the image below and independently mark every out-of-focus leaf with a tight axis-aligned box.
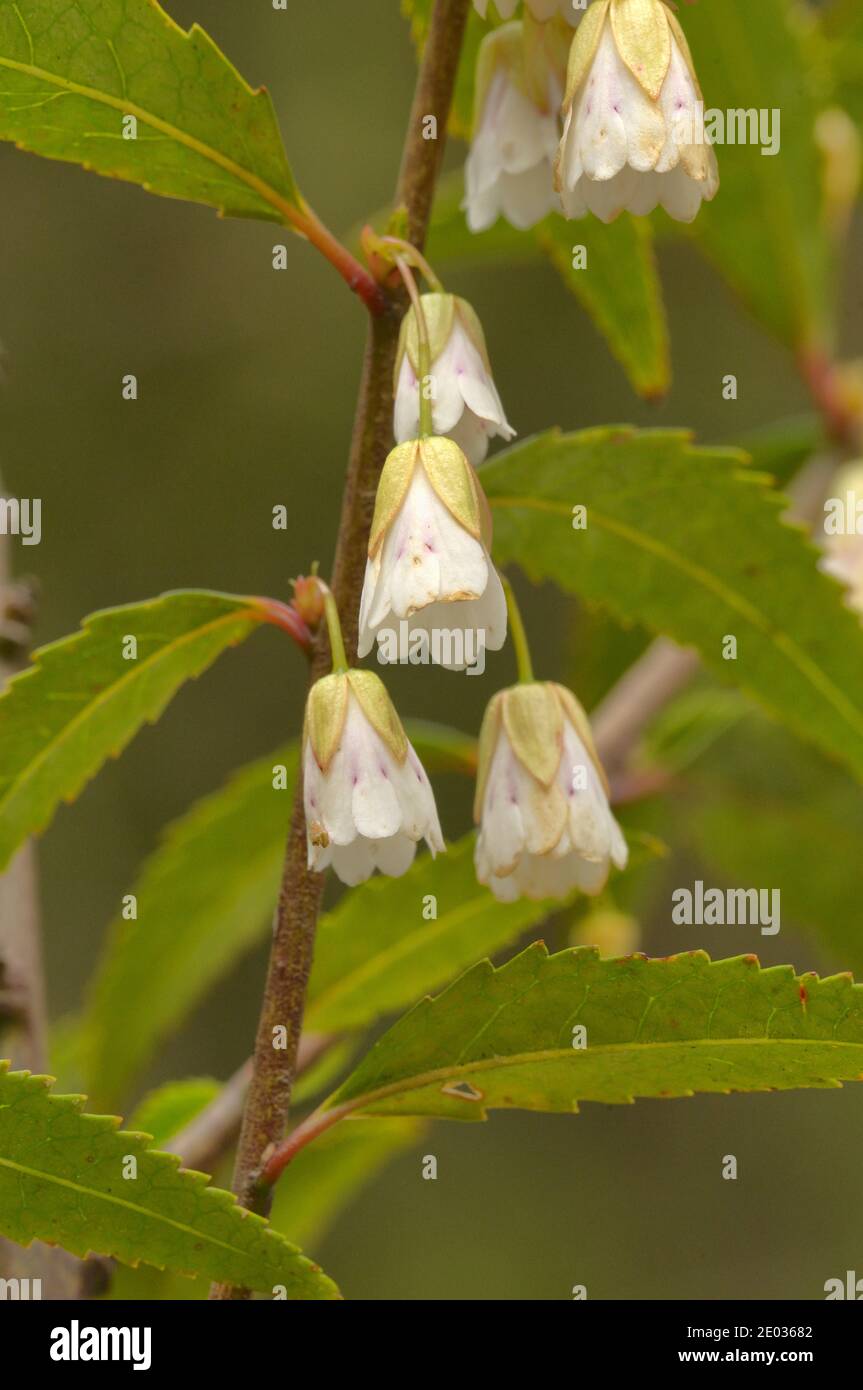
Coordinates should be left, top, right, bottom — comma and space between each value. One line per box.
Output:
127, 1079, 221, 1149
483, 429, 863, 785
82, 723, 476, 1106
819, 0, 863, 127
322, 945, 863, 1122
535, 213, 670, 398
83, 744, 299, 1107
681, 718, 863, 977
737, 415, 824, 489
0, 0, 299, 220
645, 687, 749, 777
0, 590, 281, 874
0, 1065, 339, 1298
680, 0, 833, 348
270, 1118, 424, 1251
306, 834, 564, 1034
428, 174, 670, 398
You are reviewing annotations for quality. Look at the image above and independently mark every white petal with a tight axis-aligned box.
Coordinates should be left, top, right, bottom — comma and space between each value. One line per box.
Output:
464, 70, 561, 233
500, 162, 558, 230
394, 355, 420, 442
381, 469, 489, 620
330, 837, 376, 887
357, 556, 380, 657
373, 832, 418, 878
448, 409, 494, 468
658, 163, 707, 223
476, 739, 528, 877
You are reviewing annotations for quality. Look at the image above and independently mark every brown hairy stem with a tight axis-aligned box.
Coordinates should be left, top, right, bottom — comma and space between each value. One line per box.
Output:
210, 0, 470, 1300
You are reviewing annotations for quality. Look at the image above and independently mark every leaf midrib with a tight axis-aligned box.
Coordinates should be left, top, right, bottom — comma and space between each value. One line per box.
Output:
0, 50, 295, 219
0, 1152, 272, 1267
489, 492, 863, 744
0, 606, 256, 828
337, 1035, 863, 1113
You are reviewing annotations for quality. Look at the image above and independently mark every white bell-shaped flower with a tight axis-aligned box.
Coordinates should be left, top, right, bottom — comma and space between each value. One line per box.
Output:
394, 293, 515, 467
555, 0, 719, 223
474, 681, 628, 901
473, 0, 581, 22
303, 669, 444, 885
464, 22, 563, 233
358, 437, 507, 671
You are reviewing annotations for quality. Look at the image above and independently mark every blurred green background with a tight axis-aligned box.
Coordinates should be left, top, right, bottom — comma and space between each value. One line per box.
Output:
2, 0, 862, 1299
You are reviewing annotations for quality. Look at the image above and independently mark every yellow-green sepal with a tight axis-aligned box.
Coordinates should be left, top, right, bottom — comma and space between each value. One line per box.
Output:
396, 293, 456, 384
473, 690, 506, 822
563, 0, 610, 107
304, 673, 349, 773
610, 0, 671, 102
551, 682, 610, 794
368, 441, 419, 559
661, 3, 702, 96
420, 438, 483, 541
523, 9, 573, 110
502, 683, 564, 787
347, 669, 408, 765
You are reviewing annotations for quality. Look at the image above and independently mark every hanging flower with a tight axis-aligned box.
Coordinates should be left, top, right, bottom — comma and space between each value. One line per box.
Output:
394, 292, 515, 467
473, 0, 582, 22
357, 436, 507, 670
555, 0, 719, 223
474, 681, 627, 901
303, 669, 444, 885
464, 21, 563, 233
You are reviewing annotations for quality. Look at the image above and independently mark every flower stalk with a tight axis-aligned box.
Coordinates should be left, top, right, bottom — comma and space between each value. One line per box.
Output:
210, 0, 472, 1300
395, 257, 435, 437
317, 581, 349, 674
502, 574, 534, 684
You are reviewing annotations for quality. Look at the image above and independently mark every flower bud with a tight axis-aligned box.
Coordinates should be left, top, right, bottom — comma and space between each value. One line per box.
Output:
358, 437, 507, 670
570, 907, 641, 957
815, 108, 862, 240
303, 669, 444, 885
555, 0, 719, 223
819, 461, 863, 617
290, 574, 325, 628
394, 292, 515, 466
474, 681, 627, 901
464, 21, 563, 233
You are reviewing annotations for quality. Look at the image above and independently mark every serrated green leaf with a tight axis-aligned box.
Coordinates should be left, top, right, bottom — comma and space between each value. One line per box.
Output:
322, 945, 863, 1122
82, 722, 477, 1106
427, 173, 670, 398
0, 590, 275, 874
306, 834, 563, 1034
482, 428, 863, 784
679, 0, 833, 348
0, 1064, 339, 1298
0, 0, 299, 221
270, 1117, 424, 1252
127, 1078, 220, 1149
